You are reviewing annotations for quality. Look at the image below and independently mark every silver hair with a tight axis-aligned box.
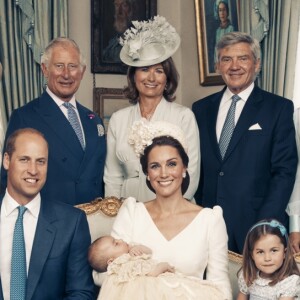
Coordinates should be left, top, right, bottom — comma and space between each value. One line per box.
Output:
215, 32, 261, 64
40, 37, 86, 69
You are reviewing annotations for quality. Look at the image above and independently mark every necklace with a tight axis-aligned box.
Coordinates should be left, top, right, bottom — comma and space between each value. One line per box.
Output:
140, 105, 157, 120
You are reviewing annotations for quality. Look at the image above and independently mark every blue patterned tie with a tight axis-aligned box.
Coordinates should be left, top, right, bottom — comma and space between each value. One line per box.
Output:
219, 95, 241, 159
63, 102, 85, 149
10, 206, 27, 300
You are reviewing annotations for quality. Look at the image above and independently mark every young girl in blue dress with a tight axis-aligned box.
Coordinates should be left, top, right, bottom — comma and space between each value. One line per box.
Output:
237, 219, 300, 299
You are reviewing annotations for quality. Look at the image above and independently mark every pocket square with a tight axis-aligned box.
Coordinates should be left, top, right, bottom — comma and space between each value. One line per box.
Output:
248, 123, 262, 130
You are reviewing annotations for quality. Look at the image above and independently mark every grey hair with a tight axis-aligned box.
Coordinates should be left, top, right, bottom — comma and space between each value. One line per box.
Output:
215, 32, 261, 64
40, 37, 86, 68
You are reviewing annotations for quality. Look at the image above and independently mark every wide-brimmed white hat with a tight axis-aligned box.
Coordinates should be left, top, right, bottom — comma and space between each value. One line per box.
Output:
119, 15, 181, 67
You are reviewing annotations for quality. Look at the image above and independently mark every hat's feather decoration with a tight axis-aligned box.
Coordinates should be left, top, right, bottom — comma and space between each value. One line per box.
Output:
119, 16, 178, 61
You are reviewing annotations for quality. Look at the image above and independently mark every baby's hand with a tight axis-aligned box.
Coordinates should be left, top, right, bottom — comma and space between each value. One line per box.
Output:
129, 245, 152, 256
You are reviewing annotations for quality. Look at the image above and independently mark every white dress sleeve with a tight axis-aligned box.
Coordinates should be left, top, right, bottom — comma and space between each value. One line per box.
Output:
206, 206, 232, 300
111, 197, 137, 243
103, 112, 124, 198
277, 274, 300, 298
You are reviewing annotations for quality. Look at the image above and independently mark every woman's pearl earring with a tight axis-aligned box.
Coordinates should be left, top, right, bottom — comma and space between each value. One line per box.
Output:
182, 172, 186, 178
147, 175, 150, 181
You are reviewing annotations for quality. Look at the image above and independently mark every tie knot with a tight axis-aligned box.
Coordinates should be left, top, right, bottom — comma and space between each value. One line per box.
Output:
232, 95, 241, 103
18, 206, 27, 218
63, 102, 72, 109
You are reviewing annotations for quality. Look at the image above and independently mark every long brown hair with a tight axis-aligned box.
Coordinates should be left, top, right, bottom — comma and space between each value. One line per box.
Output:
240, 219, 300, 286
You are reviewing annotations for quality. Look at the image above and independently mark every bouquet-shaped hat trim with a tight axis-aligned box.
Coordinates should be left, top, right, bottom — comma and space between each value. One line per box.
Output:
119, 15, 180, 67
128, 118, 187, 157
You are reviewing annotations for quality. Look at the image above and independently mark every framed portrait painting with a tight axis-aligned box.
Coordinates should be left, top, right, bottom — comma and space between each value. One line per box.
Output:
91, 0, 157, 74
93, 87, 132, 133
195, 0, 239, 85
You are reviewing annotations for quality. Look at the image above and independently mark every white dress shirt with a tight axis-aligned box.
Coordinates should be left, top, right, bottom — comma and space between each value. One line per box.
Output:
216, 83, 255, 141
286, 107, 300, 232
0, 191, 40, 299
46, 87, 86, 147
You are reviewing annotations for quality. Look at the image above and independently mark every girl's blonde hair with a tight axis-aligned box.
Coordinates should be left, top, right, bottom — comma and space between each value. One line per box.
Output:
240, 219, 300, 286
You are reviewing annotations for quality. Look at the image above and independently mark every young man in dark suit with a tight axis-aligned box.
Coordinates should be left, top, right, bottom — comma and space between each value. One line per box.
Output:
192, 32, 297, 253
0, 128, 94, 299
1, 37, 106, 205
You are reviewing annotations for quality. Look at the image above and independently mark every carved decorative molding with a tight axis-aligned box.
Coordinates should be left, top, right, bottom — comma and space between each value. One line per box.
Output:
76, 196, 123, 217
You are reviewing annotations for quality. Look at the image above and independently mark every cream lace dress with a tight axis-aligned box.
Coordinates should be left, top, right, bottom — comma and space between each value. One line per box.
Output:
238, 272, 300, 299
98, 253, 223, 300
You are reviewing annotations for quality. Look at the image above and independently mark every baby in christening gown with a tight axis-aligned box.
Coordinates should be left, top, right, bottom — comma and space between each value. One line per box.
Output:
88, 235, 224, 300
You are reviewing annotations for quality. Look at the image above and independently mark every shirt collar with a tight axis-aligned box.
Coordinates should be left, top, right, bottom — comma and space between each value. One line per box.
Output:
3, 189, 41, 219
224, 82, 255, 103
46, 87, 77, 109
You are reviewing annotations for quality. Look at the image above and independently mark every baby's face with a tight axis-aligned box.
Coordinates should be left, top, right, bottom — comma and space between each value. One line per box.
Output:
104, 236, 129, 259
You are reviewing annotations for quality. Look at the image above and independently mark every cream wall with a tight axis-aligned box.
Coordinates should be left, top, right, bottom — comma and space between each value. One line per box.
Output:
68, 0, 224, 110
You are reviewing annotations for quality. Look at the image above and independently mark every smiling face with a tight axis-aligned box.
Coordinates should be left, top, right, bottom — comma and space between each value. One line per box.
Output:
251, 234, 286, 278
216, 42, 260, 94
134, 64, 167, 101
41, 44, 86, 102
147, 145, 186, 198
3, 132, 48, 205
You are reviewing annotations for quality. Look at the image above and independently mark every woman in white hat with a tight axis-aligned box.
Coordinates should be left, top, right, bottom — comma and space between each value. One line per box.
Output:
104, 16, 200, 203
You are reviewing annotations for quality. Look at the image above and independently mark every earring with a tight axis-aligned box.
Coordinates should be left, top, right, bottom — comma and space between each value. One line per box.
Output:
164, 84, 168, 91
182, 172, 186, 178
147, 175, 150, 181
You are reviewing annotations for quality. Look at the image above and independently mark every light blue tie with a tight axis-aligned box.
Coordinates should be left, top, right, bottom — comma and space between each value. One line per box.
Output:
219, 95, 241, 159
10, 206, 27, 300
63, 102, 85, 150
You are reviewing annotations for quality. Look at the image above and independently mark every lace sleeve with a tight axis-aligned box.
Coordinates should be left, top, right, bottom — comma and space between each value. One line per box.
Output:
277, 275, 300, 297
238, 271, 249, 295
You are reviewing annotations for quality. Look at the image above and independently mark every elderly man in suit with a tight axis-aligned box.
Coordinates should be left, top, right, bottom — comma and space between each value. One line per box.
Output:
1, 37, 106, 205
0, 128, 94, 299
192, 32, 297, 253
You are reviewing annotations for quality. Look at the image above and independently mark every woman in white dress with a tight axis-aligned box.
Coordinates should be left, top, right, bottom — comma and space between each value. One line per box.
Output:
104, 16, 200, 202
110, 119, 232, 299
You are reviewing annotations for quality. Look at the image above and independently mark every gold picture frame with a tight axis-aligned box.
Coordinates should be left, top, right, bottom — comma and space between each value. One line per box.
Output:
93, 87, 132, 132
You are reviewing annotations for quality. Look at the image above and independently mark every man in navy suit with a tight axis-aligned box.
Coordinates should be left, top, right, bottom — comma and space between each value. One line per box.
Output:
1, 37, 106, 205
0, 128, 94, 299
192, 32, 297, 253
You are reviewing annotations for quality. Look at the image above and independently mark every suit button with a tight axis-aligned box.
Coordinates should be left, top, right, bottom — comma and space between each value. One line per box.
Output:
219, 172, 224, 176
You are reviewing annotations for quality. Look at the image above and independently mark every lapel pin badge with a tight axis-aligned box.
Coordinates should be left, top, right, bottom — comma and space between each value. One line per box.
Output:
97, 124, 105, 136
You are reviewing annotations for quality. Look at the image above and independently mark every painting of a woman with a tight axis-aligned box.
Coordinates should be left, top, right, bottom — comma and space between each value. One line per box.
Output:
215, 1, 235, 46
